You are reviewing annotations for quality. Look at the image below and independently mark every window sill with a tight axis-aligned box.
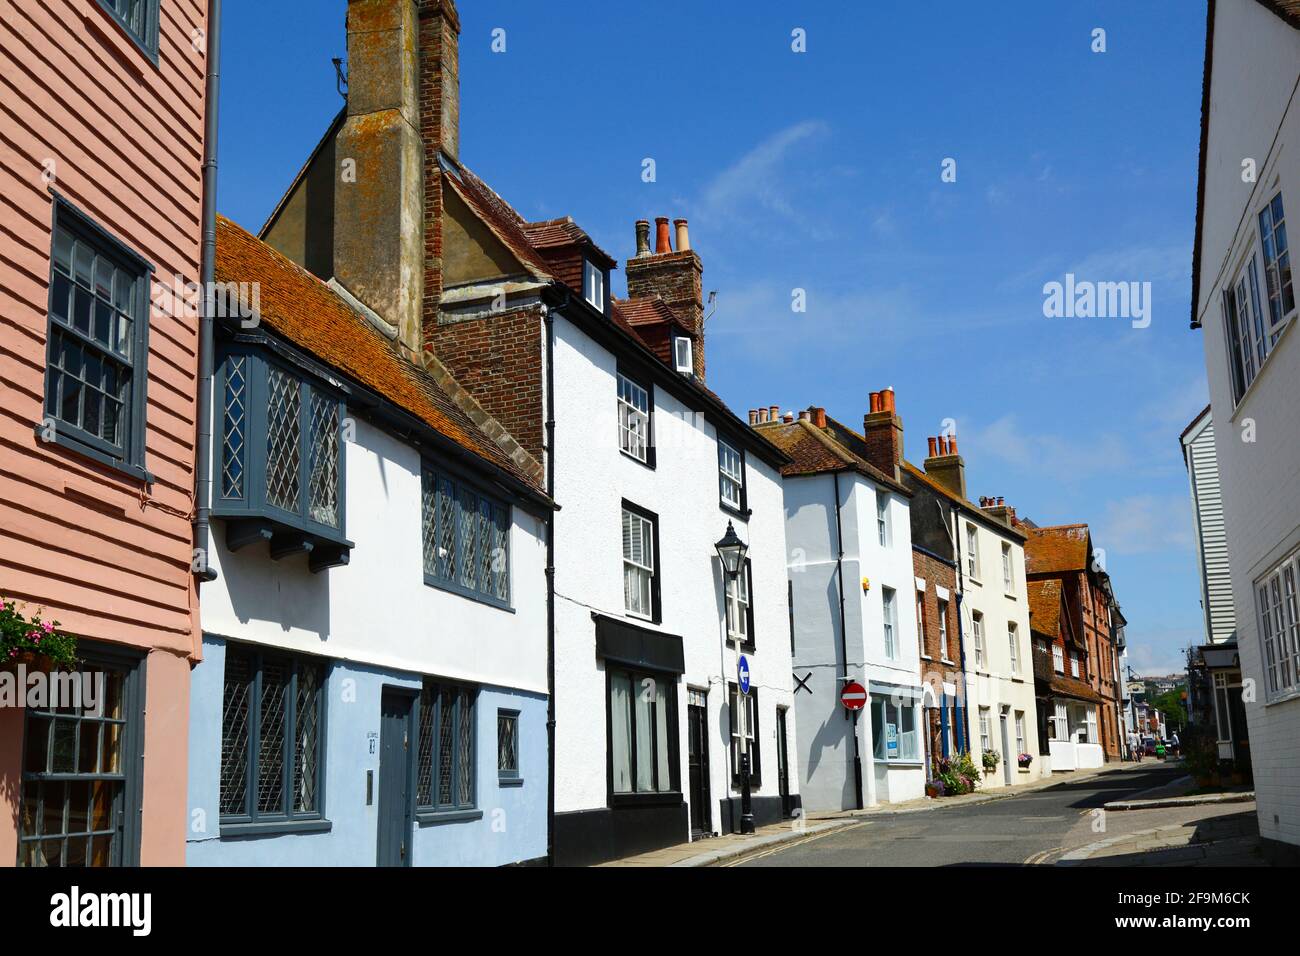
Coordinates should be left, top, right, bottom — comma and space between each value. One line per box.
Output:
720, 501, 751, 521
967, 576, 982, 588
619, 448, 656, 470
920, 654, 933, 661
36, 424, 152, 485
424, 574, 514, 612
498, 776, 524, 788
219, 817, 333, 839
940, 658, 955, 666
1004, 592, 1017, 600
725, 637, 756, 654
415, 808, 484, 826
872, 760, 924, 768
1264, 688, 1300, 708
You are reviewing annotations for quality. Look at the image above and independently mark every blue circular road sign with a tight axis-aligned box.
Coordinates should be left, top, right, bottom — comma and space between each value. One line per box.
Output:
737, 655, 751, 695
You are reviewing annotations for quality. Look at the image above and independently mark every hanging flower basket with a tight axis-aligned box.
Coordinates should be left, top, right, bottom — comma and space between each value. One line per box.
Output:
0, 598, 79, 673
1017, 753, 1034, 768
982, 749, 1000, 774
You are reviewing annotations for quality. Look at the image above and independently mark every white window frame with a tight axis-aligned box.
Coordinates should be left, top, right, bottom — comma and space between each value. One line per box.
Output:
882, 587, 898, 660
966, 524, 979, 580
972, 612, 984, 669
617, 372, 650, 463
726, 562, 751, 643
673, 336, 693, 375
979, 706, 992, 753
1052, 643, 1064, 674
583, 259, 605, 313
1255, 546, 1300, 700
622, 507, 655, 620
938, 598, 949, 660
1014, 711, 1026, 757
1259, 191, 1295, 331
718, 440, 744, 511
1070, 653, 1080, 678
1007, 623, 1019, 675
1001, 542, 1014, 594
877, 492, 889, 547
872, 694, 919, 762
916, 590, 927, 658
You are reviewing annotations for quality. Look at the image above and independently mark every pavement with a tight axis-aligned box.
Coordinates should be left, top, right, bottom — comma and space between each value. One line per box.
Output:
1100, 772, 1255, 811
599, 758, 1167, 867
1058, 809, 1265, 866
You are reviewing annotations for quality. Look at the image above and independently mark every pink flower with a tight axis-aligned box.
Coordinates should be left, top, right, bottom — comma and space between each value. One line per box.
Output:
33, 635, 41, 645
41, 620, 54, 633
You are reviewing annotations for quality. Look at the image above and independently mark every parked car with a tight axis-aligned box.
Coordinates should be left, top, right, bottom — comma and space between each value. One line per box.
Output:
1142, 736, 1158, 756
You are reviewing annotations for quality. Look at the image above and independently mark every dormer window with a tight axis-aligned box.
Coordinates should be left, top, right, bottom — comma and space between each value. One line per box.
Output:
583, 259, 606, 313
673, 336, 693, 375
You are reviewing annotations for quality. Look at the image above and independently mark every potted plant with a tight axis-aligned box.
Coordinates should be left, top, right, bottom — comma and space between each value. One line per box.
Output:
982, 749, 1000, 774
1017, 752, 1033, 769
0, 597, 79, 672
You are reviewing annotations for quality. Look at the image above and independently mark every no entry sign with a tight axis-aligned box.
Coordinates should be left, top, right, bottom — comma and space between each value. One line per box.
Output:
841, 681, 867, 711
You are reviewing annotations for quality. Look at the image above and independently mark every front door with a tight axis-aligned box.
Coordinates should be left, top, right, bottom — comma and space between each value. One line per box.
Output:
776, 707, 792, 818
999, 709, 1012, 785
687, 695, 711, 836
377, 689, 415, 867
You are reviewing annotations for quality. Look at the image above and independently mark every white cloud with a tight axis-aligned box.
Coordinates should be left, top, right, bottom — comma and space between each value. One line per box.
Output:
1093, 494, 1196, 556
697, 120, 830, 228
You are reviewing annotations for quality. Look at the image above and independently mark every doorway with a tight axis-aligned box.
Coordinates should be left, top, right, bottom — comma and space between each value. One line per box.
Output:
377, 689, 416, 867
999, 707, 1012, 785
776, 707, 792, 818
687, 690, 711, 837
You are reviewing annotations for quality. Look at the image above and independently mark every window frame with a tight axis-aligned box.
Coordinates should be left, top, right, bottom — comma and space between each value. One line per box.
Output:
218, 644, 330, 836
870, 693, 920, 763
94, 0, 161, 62
673, 336, 694, 375
1015, 711, 1026, 757
916, 590, 928, 658
718, 438, 747, 514
965, 524, 980, 580
979, 706, 992, 754
725, 557, 756, 650
621, 500, 661, 623
584, 258, 607, 313
421, 463, 513, 610
496, 709, 521, 785
1258, 190, 1295, 331
972, 611, 985, 669
1052, 643, 1065, 674
616, 368, 655, 467
882, 586, 898, 660
415, 680, 480, 819
608, 667, 681, 801
42, 197, 153, 481
1001, 542, 1014, 594
1255, 546, 1300, 702
938, 598, 950, 660
877, 491, 890, 547
1007, 622, 1020, 675
728, 683, 762, 787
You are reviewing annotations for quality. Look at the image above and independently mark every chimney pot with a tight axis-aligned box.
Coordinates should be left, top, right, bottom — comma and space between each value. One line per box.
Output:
783, 412, 794, 423
757, 408, 769, 423
635, 219, 651, 257
798, 410, 810, 422
813, 406, 827, 429
769, 405, 780, 422
927, 437, 938, 457
674, 219, 690, 252
655, 217, 672, 254
869, 392, 881, 413
997, 496, 1005, 506
748, 409, 758, 426
881, 388, 896, 413
949, 436, 959, 456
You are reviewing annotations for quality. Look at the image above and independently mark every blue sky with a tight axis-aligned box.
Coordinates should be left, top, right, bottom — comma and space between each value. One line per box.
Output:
218, 1, 1209, 675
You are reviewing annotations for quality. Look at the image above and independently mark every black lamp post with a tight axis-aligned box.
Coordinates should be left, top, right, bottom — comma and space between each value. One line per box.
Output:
715, 521, 754, 834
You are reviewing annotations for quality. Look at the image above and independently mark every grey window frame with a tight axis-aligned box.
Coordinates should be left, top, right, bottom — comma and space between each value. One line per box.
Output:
415, 680, 480, 820
218, 644, 330, 837
42, 196, 152, 481
95, 0, 160, 62
496, 709, 521, 785
421, 464, 513, 610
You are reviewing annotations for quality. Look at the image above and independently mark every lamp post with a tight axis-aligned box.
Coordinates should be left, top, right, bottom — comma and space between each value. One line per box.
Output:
715, 521, 754, 834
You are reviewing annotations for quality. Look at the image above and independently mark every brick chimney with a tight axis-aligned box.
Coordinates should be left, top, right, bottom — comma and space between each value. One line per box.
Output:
861, 387, 903, 482
981, 495, 1017, 527
419, 0, 461, 345
334, 0, 426, 357
924, 430, 966, 500
625, 217, 706, 379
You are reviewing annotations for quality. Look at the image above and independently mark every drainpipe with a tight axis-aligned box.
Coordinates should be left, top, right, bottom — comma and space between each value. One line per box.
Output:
832, 472, 864, 810
193, 0, 222, 590
542, 288, 565, 865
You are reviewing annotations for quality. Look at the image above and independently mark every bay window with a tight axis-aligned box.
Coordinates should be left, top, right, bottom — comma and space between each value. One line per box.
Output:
871, 693, 919, 762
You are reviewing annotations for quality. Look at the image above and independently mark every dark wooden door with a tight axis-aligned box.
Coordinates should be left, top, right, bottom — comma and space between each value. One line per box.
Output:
377, 690, 414, 867
687, 701, 711, 835
776, 707, 792, 818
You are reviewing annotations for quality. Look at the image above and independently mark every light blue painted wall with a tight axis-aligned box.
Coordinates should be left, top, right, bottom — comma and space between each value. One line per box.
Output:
187, 635, 548, 866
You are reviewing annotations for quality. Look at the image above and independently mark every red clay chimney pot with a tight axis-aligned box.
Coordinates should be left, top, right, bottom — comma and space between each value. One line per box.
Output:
654, 217, 672, 254
927, 437, 938, 457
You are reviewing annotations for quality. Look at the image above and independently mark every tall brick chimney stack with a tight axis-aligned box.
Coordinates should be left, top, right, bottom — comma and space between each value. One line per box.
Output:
418, 0, 461, 346
334, 0, 426, 357
625, 217, 706, 380
861, 388, 904, 482
924, 430, 967, 500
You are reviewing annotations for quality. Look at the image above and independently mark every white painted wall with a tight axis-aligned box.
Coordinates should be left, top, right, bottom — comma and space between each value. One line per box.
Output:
203, 416, 549, 694
1197, 0, 1300, 852
550, 314, 795, 832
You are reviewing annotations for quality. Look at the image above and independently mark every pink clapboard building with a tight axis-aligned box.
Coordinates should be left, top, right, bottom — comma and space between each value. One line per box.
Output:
0, 0, 210, 865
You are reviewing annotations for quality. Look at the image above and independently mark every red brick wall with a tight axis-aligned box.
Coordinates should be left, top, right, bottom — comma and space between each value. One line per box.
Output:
625, 250, 705, 379
914, 549, 964, 760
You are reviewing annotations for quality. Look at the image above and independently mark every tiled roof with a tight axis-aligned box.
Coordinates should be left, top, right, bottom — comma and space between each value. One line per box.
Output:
1024, 524, 1091, 574
215, 215, 544, 492
899, 460, 1026, 541
1047, 672, 1105, 705
615, 295, 688, 331
1027, 579, 1062, 637
521, 216, 617, 267
755, 418, 908, 493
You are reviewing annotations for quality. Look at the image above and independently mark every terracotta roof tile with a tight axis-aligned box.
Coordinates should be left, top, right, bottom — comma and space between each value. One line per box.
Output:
1047, 672, 1106, 704
755, 418, 908, 493
521, 216, 617, 266
1024, 524, 1091, 574
214, 215, 543, 492
1027, 579, 1062, 637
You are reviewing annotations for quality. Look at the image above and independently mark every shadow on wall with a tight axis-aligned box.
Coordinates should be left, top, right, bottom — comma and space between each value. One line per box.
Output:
221, 534, 332, 642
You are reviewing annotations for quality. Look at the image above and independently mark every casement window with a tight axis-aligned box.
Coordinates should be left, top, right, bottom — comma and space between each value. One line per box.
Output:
611, 669, 678, 794
215, 349, 349, 569
718, 439, 745, 511
882, 586, 898, 660
979, 706, 992, 754
1259, 192, 1295, 330
966, 524, 979, 579
728, 684, 761, 785
43, 199, 151, 476
416, 682, 477, 812
1001, 542, 1014, 594
916, 591, 927, 657
616, 371, 652, 464
421, 466, 511, 607
1213, 672, 1239, 742
972, 611, 985, 668
938, 598, 950, 659
674, 336, 694, 375
1222, 255, 1270, 403
220, 646, 327, 829
1084, 708, 1099, 744
1052, 643, 1064, 674
95, 0, 159, 59
1070, 653, 1080, 678
17, 647, 143, 867
871, 694, 919, 762
877, 491, 890, 547
583, 259, 606, 313
622, 502, 659, 621
1015, 711, 1026, 756
725, 559, 754, 646
497, 710, 520, 783
1255, 547, 1300, 699
1007, 623, 1020, 675
1051, 701, 1068, 740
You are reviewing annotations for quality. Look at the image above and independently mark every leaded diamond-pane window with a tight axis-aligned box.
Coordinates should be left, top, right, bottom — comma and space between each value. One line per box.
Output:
266, 367, 302, 512
421, 467, 511, 605
43, 200, 148, 470
416, 681, 477, 812
497, 711, 519, 781
307, 390, 339, 527
221, 355, 247, 498
219, 646, 327, 825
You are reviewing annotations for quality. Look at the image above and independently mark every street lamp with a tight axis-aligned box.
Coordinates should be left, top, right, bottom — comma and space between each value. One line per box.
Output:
715, 521, 754, 834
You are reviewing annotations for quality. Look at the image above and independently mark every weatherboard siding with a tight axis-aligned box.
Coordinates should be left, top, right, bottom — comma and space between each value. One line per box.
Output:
0, 0, 208, 864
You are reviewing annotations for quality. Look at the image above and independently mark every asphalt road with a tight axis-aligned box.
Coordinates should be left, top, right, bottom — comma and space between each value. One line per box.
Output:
740, 763, 1192, 866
